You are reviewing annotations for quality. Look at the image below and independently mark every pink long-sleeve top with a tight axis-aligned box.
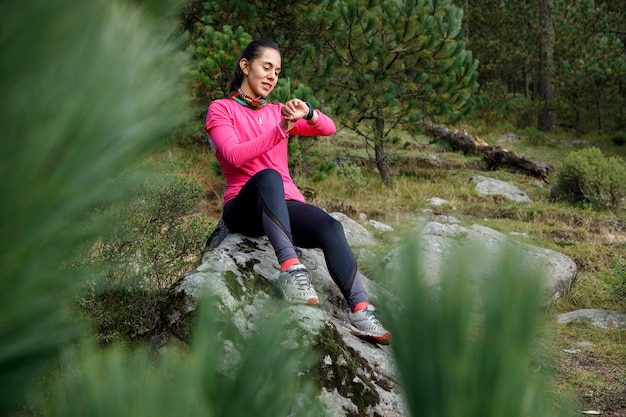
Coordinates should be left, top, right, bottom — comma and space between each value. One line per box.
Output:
205, 98, 336, 205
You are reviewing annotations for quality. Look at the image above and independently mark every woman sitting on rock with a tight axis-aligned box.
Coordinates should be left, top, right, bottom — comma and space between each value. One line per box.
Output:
204, 39, 391, 345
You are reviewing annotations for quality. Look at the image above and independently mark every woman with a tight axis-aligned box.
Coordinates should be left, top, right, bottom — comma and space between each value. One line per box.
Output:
205, 39, 390, 345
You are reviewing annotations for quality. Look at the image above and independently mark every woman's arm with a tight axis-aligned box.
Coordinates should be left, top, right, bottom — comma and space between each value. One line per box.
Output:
290, 108, 337, 137
206, 102, 288, 168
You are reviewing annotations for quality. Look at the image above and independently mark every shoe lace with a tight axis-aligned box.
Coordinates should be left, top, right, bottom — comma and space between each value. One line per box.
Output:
289, 267, 315, 291
363, 308, 383, 328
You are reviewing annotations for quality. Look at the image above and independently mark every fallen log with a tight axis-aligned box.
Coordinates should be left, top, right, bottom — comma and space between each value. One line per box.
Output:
425, 124, 489, 155
424, 124, 553, 179
483, 146, 552, 179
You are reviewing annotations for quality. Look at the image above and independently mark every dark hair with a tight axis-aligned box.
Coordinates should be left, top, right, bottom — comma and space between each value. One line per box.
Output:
228, 39, 281, 96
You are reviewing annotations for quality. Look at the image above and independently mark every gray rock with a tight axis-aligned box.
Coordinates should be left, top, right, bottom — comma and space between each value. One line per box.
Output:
470, 175, 532, 202
382, 222, 577, 302
427, 197, 450, 207
428, 154, 442, 166
556, 309, 626, 329
157, 214, 406, 417
367, 219, 394, 232
432, 215, 461, 225
330, 212, 376, 246
498, 133, 520, 143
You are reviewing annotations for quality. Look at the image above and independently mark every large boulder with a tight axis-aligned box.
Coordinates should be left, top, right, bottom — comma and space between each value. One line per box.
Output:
470, 175, 532, 202
382, 221, 577, 302
557, 309, 626, 329
156, 214, 407, 417
155, 214, 578, 416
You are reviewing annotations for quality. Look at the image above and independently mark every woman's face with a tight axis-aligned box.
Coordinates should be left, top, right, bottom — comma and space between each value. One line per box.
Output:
240, 47, 281, 98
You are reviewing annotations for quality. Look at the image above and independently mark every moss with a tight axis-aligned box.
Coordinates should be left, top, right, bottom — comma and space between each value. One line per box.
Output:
311, 323, 381, 414
237, 238, 264, 253
222, 270, 245, 301
226, 258, 277, 302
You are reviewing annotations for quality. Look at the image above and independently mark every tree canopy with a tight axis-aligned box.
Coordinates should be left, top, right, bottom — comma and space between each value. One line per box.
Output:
187, 0, 625, 185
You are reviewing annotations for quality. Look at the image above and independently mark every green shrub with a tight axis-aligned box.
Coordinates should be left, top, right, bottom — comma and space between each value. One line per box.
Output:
385, 241, 576, 417
211, 159, 223, 177
44, 296, 321, 417
312, 158, 338, 181
610, 131, 626, 146
80, 173, 213, 344
517, 126, 546, 146
551, 147, 626, 210
507, 95, 538, 129
337, 159, 367, 189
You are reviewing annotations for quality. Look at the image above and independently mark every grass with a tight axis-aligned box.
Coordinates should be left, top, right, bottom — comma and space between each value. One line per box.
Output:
166, 117, 626, 413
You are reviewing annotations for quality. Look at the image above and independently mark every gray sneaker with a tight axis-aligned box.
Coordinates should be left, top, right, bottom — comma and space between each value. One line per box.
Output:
277, 264, 318, 305
349, 305, 392, 345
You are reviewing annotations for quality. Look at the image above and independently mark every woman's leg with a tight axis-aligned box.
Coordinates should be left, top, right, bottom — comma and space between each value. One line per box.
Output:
223, 169, 298, 265
287, 200, 368, 311
222, 169, 317, 304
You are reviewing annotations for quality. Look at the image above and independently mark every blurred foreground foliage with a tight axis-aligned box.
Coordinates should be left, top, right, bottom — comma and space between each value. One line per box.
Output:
384, 239, 576, 417
79, 171, 213, 345
0, 0, 189, 412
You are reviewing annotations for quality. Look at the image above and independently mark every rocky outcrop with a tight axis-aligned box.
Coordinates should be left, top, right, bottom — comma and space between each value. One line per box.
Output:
155, 213, 578, 416
470, 175, 532, 202
382, 221, 577, 302
557, 309, 626, 329
157, 214, 406, 417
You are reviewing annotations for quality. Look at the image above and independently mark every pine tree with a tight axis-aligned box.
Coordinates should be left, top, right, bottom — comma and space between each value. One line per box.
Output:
553, 0, 626, 135
462, 0, 537, 99
188, 25, 252, 103
319, 0, 478, 187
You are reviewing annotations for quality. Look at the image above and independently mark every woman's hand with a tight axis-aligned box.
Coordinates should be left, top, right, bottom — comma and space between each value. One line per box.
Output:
281, 99, 309, 121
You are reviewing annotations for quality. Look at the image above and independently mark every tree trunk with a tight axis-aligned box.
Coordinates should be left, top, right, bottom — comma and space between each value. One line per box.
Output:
575, 104, 583, 138
524, 61, 531, 99
537, 0, 555, 133
425, 124, 489, 155
374, 111, 392, 188
596, 91, 603, 132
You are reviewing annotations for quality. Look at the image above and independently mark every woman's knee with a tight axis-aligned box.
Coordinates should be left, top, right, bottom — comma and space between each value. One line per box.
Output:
320, 215, 346, 239
252, 169, 284, 195
255, 168, 281, 183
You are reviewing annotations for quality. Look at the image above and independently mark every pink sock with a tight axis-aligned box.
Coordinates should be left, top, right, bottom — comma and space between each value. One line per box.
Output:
280, 258, 300, 272
353, 302, 369, 313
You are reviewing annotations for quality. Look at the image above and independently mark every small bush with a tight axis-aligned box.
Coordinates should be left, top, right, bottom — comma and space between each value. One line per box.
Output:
337, 159, 367, 189
551, 147, 626, 210
517, 126, 546, 146
312, 158, 338, 181
81, 172, 213, 344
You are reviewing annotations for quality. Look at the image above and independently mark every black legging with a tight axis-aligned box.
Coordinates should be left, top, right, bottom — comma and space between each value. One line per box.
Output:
223, 168, 368, 310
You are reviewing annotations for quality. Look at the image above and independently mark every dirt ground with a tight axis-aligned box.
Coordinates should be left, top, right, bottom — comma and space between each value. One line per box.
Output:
557, 336, 626, 416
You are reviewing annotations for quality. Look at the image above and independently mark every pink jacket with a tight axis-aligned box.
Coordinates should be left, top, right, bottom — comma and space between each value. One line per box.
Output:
205, 98, 336, 205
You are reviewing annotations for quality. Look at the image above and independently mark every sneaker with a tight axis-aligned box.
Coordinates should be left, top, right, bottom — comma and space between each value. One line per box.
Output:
277, 264, 318, 305
349, 305, 392, 345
